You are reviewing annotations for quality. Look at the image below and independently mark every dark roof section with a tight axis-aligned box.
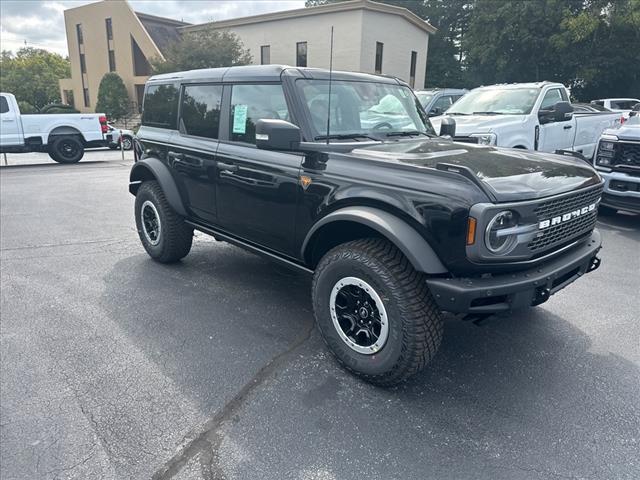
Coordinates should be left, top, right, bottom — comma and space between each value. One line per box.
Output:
135, 12, 190, 56
147, 65, 406, 85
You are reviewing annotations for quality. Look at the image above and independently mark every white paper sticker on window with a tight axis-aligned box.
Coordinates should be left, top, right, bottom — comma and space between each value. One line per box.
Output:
232, 105, 248, 134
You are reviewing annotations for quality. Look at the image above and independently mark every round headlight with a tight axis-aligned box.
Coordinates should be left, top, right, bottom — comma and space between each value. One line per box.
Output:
485, 210, 519, 255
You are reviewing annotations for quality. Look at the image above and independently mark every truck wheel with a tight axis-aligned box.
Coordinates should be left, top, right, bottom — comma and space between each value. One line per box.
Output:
312, 238, 443, 386
48, 136, 84, 163
134, 181, 193, 263
121, 136, 133, 150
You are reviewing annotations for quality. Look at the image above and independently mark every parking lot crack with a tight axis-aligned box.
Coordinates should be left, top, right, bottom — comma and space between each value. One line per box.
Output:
151, 320, 315, 480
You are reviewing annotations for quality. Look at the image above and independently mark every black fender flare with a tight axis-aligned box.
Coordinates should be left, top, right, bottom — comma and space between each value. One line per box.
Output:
129, 157, 187, 216
302, 206, 447, 274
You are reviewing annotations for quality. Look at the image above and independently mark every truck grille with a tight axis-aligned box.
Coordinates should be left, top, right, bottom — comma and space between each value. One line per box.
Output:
615, 142, 640, 168
528, 185, 602, 252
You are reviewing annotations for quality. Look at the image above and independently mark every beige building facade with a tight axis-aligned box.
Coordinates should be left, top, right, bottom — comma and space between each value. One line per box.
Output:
60, 0, 434, 114
59, 1, 188, 113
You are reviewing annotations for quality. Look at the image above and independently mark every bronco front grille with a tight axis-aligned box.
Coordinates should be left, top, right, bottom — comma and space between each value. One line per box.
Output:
528, 185, 603, 252
615, 142, 640, 168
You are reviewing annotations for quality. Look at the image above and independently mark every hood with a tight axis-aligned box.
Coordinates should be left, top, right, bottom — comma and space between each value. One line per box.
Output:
430, 114, 526, 135
351, 139, 601, 202
603, 121, 640, 141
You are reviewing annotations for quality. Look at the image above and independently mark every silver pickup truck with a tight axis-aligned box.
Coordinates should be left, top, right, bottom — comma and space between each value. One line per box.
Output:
593, 113, 640, 214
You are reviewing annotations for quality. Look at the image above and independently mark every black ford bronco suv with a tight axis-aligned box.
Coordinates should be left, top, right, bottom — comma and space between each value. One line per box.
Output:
130, 65, 603, 386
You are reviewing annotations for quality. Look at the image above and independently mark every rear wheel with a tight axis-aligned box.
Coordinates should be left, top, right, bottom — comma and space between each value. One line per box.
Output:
312, 238, 443, 386
121, 136, 133, 150
48, 136, 84, 163
134, 181, 193, 263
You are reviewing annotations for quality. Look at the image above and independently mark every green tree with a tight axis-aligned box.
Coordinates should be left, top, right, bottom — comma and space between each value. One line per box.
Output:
464, 0, 640, 100
0, 48, 70, 110
95, 73, 130, 120
150, 28, 252, 74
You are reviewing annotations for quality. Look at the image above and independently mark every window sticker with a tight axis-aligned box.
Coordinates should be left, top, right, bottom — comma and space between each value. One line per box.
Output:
232, 104, 248, 134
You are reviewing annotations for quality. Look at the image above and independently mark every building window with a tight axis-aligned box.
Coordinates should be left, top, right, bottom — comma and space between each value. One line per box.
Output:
64, 90, 75, 107
260, 45, 271, 65
105, 18, 113, 40
296, 42, 307, 67
80, 53, 87, 73
108, 50, 116, 72
131, 36, 151, 76
180, 84, 223, 139
375, 42, 383, 74
83, 88, 90, 108
409, 51, 417, 88
76, 24, 83, 44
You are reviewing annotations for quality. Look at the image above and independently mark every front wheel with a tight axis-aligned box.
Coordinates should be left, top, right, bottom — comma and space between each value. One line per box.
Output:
48, 136, 84, 163
312, 238, 443, 386
134, 181, 193, 263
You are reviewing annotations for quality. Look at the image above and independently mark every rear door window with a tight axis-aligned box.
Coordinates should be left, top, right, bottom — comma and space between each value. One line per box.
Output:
179, 84, 223, 139
142, 84, 179, 129
229, 84, 290, 144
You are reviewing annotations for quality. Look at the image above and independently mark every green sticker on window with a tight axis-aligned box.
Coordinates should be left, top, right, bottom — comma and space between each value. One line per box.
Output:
232, 105, 248, 134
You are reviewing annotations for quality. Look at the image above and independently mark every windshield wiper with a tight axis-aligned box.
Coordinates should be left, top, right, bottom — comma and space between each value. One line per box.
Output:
472, 111, 505, 115
314, 133, 380, 141
445, 112, 469, 116
385, 130, 430, 138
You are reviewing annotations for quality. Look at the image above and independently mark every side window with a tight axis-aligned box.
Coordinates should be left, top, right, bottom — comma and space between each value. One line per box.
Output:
229, 84, 290, 144
0, 96, 9, 114
540, 88, 563, 110
179, 84, 223, 139
432, 95, 452, 112
142, 84, 178, 129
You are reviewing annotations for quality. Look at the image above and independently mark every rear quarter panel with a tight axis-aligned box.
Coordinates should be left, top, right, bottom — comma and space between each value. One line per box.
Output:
20, 113, 105, 144
573, 112, 621, 158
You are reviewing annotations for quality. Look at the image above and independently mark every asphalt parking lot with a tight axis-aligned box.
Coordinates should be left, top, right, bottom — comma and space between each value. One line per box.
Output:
1, 151, 639, 480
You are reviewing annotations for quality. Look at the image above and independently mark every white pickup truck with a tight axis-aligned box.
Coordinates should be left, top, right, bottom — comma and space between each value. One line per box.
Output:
0, 92, 108, 163
430, 82, 621, 159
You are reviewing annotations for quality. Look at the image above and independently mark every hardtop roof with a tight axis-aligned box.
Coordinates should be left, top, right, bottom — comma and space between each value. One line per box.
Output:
147, 65, 405, 85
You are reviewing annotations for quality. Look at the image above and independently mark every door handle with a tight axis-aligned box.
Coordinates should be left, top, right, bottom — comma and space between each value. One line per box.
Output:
217, 162, 238, 173
168, 151, 184, 160
563, 125, 573, 129
2, 119, 14, 123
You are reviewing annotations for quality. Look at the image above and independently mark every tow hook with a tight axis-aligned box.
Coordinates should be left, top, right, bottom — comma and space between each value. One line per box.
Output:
588, 256, 601, 273
532, 287, 551, 306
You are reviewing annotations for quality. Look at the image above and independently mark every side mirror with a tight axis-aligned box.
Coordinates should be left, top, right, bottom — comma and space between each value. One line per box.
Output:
439, 117, 456, 137
553, 101, 574, 122
539, 101, 573, 124
255, 119, 301, 151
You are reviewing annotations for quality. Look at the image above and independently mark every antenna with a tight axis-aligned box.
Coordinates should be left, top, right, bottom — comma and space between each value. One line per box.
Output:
325, 26, 334, 145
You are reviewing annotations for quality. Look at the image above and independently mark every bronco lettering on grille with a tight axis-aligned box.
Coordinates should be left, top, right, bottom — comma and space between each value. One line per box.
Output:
538, 203, 596, 229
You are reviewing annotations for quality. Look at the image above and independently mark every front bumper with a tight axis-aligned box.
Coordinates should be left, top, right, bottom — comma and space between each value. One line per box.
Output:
598, 170, 640, 214
427, 230, 602, 314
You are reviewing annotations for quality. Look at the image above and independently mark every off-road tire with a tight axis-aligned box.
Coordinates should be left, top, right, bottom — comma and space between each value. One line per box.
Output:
312, 238, 443, 386
48, 136, 84, 163
135, 181, 193, 263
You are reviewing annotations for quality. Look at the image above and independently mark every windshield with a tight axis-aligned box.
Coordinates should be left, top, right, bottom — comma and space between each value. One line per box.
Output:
295, 79, 434, 140
415, 92, 434, 108
448, 87, 541, 115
